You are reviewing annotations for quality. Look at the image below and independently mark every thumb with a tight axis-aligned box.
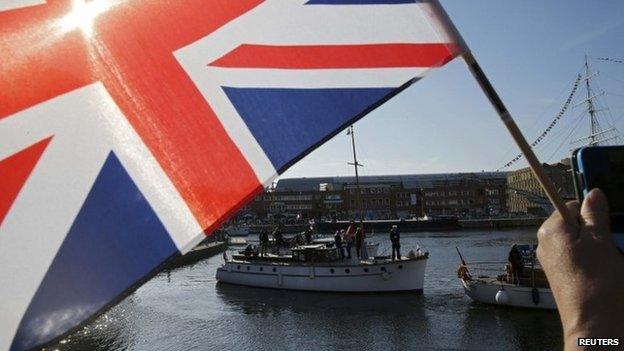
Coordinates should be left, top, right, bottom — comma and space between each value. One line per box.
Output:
580, 188, 611, 235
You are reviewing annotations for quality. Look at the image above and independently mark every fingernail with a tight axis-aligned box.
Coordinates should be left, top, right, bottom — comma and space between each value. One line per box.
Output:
586, 188, 609, 212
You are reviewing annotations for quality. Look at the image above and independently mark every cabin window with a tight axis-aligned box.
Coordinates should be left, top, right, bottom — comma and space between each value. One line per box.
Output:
272, 267, 277, 272
330, 269, 335, 274
345, 269, 350, 274
259, 267, 263, 271
246, 266, 250, 270
364, 268, 369, 273
237, 265, 241, 270
381, 267, 387, 272
398, 265, 403, 269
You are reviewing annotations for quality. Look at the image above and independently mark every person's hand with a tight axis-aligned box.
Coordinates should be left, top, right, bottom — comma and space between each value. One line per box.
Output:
537, 188, 624, 349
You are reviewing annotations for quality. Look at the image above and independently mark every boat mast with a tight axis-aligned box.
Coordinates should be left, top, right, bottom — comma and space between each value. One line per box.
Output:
584, 54, 600, 145
347, 125, 364, 230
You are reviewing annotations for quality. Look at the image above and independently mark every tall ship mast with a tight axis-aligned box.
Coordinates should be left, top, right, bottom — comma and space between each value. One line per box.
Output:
570, 55, 621, 148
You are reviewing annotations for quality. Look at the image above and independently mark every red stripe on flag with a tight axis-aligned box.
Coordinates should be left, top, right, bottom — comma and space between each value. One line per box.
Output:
0, 137, 52, 226
210, 43, 459, 69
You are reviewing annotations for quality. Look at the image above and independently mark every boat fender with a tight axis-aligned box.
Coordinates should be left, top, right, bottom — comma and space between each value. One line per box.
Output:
495, 288, 509, 304
381, 272, 391, 280
532, 287, 540, 305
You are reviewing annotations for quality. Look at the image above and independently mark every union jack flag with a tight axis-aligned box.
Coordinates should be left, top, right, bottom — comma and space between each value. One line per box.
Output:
0, 0, 463, 349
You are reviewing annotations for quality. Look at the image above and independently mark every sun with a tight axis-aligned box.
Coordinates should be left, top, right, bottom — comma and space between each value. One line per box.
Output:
60, 0, 114, 37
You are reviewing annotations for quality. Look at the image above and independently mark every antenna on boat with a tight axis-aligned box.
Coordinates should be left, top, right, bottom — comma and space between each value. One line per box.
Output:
429, 0, 576, 226
347, 125, 365, 231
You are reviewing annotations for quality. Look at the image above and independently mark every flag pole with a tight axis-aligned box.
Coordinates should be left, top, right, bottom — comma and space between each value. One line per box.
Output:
427, 0, 576, 226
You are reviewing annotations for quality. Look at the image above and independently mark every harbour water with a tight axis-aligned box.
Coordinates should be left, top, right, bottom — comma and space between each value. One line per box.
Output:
52, 228, 563, 351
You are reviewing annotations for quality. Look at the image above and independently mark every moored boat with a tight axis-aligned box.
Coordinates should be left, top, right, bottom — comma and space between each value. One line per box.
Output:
216, 244, 428, 293
457, 244, 556, 310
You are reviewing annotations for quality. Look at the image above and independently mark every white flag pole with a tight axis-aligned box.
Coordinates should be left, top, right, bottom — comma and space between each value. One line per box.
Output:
427, 0, 576, 226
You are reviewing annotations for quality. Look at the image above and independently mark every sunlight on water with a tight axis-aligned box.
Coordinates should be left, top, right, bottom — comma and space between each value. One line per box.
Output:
55, 228, 562, 351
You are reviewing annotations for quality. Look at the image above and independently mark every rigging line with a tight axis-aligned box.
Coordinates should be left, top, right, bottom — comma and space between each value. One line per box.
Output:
536, 108, 583, 152
592, 78, 622, 131
538, 107, 585, 156
546, 112, 586, 163
488, 66, 585, 171
497, 74, 582, 171
602, 75, 624, 86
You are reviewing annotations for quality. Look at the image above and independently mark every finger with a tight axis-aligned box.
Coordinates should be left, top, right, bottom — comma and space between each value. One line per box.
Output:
580, 188, 611, 239
538, 200, 581, 243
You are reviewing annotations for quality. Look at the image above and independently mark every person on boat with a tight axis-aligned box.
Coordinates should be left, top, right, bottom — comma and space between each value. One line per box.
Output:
507, 244, 524, 284
537, 189, 624, 349
304, 226, 313, 244
355, 227, 364, 259
259, 229, 269, 256
334, 230, 345, 259
272, 224, 283, 250
344, 221, 355, 258
390, 225, 401, 261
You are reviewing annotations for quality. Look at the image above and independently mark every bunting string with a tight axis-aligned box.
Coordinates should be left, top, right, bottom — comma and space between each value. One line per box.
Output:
596, 57, 624, 64
498, 74, 582, 170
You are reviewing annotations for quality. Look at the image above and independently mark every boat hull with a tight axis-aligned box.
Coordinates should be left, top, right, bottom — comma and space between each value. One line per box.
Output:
461, 278, 556, 310
217, 258, 427, 293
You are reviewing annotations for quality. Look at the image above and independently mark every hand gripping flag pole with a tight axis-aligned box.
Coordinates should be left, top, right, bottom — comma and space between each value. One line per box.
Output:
428, 0, 576, 226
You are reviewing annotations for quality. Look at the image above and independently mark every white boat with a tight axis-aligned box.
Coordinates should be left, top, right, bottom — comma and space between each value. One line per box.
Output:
457, 244, 556, 310
216, 244, 428, 293
461, 277, 555, 310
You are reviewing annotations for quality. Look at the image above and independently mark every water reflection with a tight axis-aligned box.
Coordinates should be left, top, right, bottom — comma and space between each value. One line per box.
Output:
53, 228, 563, 351
216, 282, 431, 351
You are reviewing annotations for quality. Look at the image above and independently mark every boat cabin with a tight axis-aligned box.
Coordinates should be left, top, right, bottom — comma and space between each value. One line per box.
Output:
291, 244, 342, 263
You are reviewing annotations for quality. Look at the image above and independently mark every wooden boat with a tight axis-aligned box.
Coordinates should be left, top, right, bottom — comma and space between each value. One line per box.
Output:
216, 244, 428, 293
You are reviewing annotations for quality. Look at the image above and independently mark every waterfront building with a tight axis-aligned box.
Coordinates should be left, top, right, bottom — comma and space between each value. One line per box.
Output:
246, 172, 508, 221
506, 160, 576, 216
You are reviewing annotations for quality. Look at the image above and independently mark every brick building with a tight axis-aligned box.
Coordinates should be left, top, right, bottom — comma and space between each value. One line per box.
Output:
246, 172, 508, 221
507, 160, 576, 216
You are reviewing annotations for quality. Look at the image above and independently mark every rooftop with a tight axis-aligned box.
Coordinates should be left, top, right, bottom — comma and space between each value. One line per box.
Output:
275, 172, 508, 192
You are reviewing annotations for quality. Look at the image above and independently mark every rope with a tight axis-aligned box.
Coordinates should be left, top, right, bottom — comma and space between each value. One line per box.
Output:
596, 57, 624, 64
498, 74, 582, 170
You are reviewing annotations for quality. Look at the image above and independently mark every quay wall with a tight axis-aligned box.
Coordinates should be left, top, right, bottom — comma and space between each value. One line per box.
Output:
458, 217, 546, 229
248, 217, 546, 233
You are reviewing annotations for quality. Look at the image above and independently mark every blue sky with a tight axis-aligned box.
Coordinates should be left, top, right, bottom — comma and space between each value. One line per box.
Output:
281, 0, 624, 179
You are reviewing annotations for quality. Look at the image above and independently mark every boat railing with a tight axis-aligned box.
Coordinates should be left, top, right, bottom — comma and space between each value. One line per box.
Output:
461, 260, 549, 288
458, 261, 508, 282
465, 261, 507, 274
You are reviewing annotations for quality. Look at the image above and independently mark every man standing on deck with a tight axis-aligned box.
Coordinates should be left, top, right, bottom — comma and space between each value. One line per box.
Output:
259, 230, 269, 257
272, 224, 283, 252
390, 225, 401, 261
355, 227, 364, 259
304, 226, 313, 244
334, 230, 345, 259
508, 244, 524, 284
